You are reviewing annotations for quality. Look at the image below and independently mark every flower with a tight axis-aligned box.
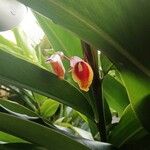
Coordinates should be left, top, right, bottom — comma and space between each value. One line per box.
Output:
70, 56, 93, 92
47, 53, 94, 91
47, 52, 65, 79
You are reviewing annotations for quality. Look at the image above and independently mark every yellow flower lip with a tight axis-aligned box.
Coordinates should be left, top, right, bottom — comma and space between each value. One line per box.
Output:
70, 56, 93, 92
47, 53, 65, 79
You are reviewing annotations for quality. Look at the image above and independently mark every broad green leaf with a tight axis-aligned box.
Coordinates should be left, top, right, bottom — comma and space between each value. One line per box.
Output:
0, 132, 26, 143
0, 112, 116, 150
33, 92, 48, 105
40, 99, 59, 118
0, 49, 93, 120
35, 13, 83, 57
0, 35, 21, 54
103, 75, 129, 116
119, 69, 150, 132
55, 122, 92, 139
72, 127, 93, 140
0, 143, 46, 150
108, 105, 148, 148
18, 0, 150, 76
0, 42, 33, 63
120, 134, 150, 150
0, 100, 38, 118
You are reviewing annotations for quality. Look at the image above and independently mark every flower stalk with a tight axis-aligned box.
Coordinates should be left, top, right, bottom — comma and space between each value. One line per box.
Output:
81, 41, 107, 142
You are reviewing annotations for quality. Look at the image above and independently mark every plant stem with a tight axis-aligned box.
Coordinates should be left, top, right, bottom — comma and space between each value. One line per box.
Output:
81, 41, 107, 142
94, 80, 107, 142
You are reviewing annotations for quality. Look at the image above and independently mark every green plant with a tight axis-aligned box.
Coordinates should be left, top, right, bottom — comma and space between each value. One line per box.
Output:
0, 0, 149, 149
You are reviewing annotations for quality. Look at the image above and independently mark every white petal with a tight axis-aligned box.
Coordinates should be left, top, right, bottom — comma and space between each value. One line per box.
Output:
70, 56, 83, 68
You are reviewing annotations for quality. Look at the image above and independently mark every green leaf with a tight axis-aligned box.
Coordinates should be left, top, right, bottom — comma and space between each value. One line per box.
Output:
18, 0, 150, 76
120, 134, 150, 150
35, 13, 83, 57
13, 28, 38, 62
0, 35, 22, 54
0, 49, 93, 120
119, 69, 150, 132
108, 105, 148, 148
0, 98, 56, 129
103, 75, 129, 116
40, 99, 59, 118
72, 126, 93, 140
33, 93, 48, 104
0, 112, 116, 150
104, 99, 112, 125
87, 118, 99, 139
100, 53, 113, 75
0, 143, 46, 150
0, 132, 26, 143
0, 100, 38, 118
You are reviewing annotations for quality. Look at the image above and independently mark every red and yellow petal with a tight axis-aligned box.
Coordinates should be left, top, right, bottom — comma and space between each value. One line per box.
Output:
72, 61, 93, 92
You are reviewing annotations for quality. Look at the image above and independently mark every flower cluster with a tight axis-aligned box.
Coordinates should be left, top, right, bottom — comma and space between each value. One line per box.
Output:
47, 52, 93, 92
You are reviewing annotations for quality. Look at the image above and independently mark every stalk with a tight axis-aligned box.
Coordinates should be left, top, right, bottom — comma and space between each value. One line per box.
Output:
81, 41, 107, 142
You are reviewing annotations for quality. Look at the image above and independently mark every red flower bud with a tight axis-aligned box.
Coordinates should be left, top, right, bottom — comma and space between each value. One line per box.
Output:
47, 53, 65, 79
